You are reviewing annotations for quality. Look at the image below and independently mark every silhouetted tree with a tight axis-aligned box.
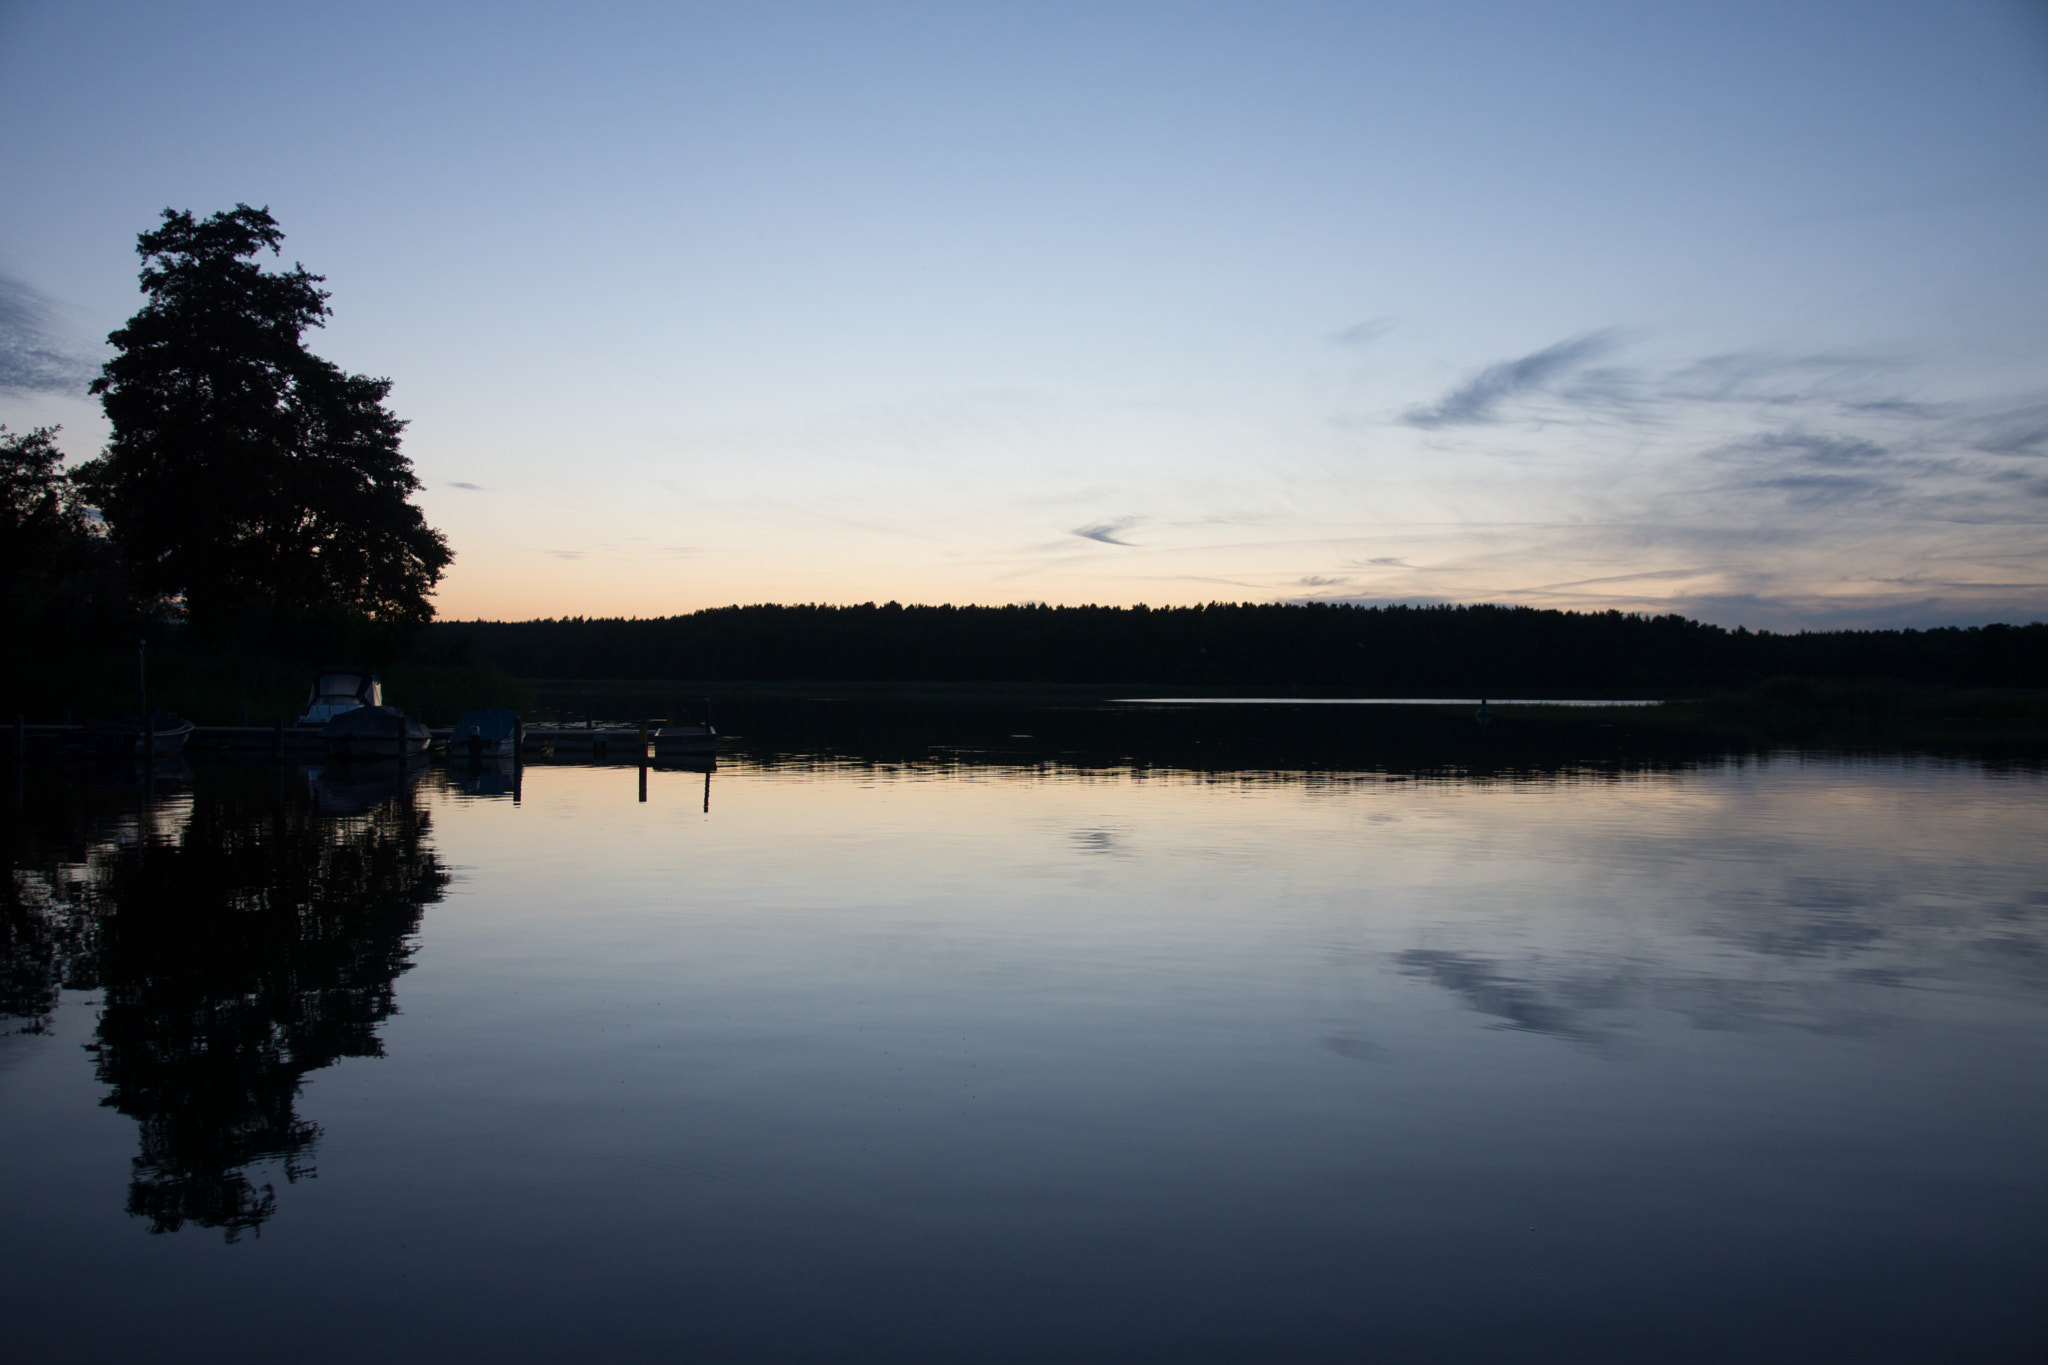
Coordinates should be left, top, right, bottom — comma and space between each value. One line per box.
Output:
0, 423, 132, 647
75, 206, 451, 651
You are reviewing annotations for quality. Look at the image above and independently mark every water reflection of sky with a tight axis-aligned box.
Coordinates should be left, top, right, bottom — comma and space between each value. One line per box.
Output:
4, 754, 2045, 1361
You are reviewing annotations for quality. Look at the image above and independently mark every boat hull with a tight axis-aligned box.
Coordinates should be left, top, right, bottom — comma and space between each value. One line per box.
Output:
527, 727, 644, 755
451, 708, 522, 758
73, 716, 194, 757
322, 705, 430, 760
654, 725, 717, 755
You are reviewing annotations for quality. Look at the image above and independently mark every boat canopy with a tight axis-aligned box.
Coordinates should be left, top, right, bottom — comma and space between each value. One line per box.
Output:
306, 672, 381, 708
453, 707, 520, 744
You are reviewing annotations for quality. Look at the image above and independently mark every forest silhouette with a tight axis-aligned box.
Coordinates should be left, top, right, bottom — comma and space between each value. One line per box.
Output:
443, 602, 2046, 693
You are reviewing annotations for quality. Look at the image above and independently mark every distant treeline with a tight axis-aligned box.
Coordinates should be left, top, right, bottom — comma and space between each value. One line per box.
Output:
432, 603, 2048, 693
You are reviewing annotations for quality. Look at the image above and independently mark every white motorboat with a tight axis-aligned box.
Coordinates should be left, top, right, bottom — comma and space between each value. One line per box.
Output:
299, 671, 382, 726
323, 704, 431, 759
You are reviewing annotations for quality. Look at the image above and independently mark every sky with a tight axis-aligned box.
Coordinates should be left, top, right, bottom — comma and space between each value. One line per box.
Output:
2, 0, 2046, 629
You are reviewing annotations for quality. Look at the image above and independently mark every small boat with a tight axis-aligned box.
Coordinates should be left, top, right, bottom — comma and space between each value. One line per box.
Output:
451, 707, 522, 758
299, 671, 383, 726
322, 704, 431, 760
653, 723, 716, 755
531, 724, 644, 755
655, 696, 717, 755
74, 714, 195, 757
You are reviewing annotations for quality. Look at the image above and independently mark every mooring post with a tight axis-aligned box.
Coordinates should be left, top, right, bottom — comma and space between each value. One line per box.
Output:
12, 713, 23, 761
137, 638, 152, 764
638, 764, 648, 803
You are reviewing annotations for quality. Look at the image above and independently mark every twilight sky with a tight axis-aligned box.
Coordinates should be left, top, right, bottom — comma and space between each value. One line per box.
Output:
3, 0, 2045, 628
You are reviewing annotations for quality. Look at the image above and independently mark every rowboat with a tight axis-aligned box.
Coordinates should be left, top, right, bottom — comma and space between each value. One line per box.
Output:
73, 714, 195, 757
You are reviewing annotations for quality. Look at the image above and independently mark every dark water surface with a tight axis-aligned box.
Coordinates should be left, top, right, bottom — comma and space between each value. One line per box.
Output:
4, 707, 2046, 1362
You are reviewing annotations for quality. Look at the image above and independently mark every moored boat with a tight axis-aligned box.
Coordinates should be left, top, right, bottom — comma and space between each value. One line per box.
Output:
73, 714, 196, 757
654, 696, 717, 755
528, 724, 644, 754
451, 707, 522, 758
322, 704, 430, 759
299, 671, 383, 726
653, 723, 716, 755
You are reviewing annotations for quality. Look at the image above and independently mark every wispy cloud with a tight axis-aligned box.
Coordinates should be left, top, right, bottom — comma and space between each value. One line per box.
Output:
1717, 430, 1891, 467
449, 480, 487, 491
1402, 331, 1617, 428
1072, 518, 1140, 546
1970, 403, 2048, 457
1330, 316, 1396, 347
1843, 398, 1954, 420
0, 276, 95, 396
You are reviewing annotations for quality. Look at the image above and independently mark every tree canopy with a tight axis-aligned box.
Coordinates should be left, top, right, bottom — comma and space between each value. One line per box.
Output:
76, 205, 451, 647
1, 423, 123, 643
1, 424, 86, 580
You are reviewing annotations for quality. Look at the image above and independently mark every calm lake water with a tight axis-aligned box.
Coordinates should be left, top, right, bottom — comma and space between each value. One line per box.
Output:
4, 703, 2046, 1362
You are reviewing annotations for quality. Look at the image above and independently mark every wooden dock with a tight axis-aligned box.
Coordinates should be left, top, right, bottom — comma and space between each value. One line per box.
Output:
5, 719, 715, 764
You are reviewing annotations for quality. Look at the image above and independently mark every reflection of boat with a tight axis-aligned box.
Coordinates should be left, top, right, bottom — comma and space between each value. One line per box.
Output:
72, 714, 195, 757
298, 671, 382, 726
308, 757, 426, 815
450, 757, 519, 799
323, 705, 431, 759
452, 707, 521, 758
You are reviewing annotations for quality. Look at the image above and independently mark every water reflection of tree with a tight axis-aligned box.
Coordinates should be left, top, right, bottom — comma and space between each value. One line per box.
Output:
2, 777, 111, 1034
3, 768, 447, 1240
